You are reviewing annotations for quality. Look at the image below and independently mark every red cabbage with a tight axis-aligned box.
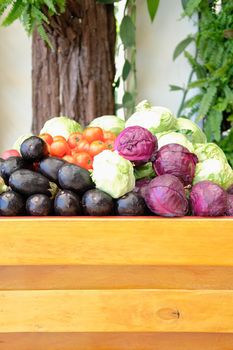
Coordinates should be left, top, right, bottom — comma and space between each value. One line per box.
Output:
144, 174, 188, 217
226, 194, 233, 216
153, 143, 198, 186
190, 180, 227, 216
227, 184, 233, 194
133, 178, 151, 199
114, 126, 157, 164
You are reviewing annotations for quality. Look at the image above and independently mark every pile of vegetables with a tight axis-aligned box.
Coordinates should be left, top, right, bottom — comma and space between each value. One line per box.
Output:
0, 101, 233, 217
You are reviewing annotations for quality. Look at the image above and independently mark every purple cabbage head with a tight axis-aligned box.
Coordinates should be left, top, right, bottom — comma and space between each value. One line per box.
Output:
226, 194, 233, 216
114, 126, 157, 164
227, 184, 233, 194
144, 174, 188, 217
133, 178, 151, 199
190, 180, 227, 216
153, 143, 198, 186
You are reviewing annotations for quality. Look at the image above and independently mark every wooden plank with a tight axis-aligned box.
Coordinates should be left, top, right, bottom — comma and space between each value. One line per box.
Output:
0, 218, 233, 266
0, 289, 233, 333
1, 332, 233, 350
1, 265, 233, 290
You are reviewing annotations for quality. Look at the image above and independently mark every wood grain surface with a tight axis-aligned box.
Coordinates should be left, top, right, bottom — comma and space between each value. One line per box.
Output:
1, 332, 233, 350
0, 289, 232, 333
0, 218, 232, 266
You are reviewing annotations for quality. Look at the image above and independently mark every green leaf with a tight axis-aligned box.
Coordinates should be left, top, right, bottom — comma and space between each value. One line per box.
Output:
169, 84, 184, 91
120, 15, 135, 48
181, 0, 189, 10
196, 84, 217, 121
123, 92, 134, 109
183, 94, 202, 108
2, 0, 25, 26
37, 24, 52, 49
173, 36, 193, 61
188, 78, 208, 89
122, 59, 131, 81
184, 0, 201, 17
147, 0, 160, 22
210, 110, 223, 142
43, 0, 57, 14
0, 0, 13, 17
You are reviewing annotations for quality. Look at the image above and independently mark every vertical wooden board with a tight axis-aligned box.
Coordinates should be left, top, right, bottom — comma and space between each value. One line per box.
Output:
0, 289, 233, 333
1, 332, 233, 350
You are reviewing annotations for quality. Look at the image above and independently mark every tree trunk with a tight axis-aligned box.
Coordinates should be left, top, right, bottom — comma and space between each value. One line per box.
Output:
32, 0, 116, 134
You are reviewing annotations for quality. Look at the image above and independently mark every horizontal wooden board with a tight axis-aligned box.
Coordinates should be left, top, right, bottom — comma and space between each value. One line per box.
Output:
1, 332, 233, 350
1, 265, 233, 290
0, 218, 233, 266
0, 289, 233, 333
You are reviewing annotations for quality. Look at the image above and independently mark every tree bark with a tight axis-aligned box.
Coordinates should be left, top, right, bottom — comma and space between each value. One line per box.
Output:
32, 0, 116, 134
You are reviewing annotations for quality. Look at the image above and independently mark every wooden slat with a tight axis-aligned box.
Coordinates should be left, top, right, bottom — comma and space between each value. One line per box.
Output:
0, 218, 233, 266
0, 289, 233, 333
1, 332, 233, 350
1, 265, 233, 290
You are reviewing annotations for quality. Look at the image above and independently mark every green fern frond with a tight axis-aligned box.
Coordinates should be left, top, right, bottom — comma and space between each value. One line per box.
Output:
20, 5, 32, 33
188, 105, 199, 119
43, 0, 57, 14
31, 6, 49, 24
184, 0, 202, 17
0, 0, 14, 17
184, 51, 206, 78
188, 78, 208, 89
183, 94, 202, 108
37, 23, 52, 48
196, 84, 217, 121
204, 109, 223, 142
2, 0, 25, 26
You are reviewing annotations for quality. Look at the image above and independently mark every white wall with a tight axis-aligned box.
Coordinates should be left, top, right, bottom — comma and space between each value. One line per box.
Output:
136, 0, 196, 114
0, 22, 31, 152
0, 0, 195, 151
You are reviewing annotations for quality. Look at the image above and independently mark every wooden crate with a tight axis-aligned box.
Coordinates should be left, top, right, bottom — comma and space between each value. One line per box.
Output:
0, 217, 233, 349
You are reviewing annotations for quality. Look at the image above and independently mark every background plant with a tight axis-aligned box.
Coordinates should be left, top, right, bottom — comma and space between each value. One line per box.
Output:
171, 0, 233, 166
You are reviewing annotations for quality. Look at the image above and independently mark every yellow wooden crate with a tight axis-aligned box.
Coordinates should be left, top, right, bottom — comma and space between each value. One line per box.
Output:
0, 217, 233, 349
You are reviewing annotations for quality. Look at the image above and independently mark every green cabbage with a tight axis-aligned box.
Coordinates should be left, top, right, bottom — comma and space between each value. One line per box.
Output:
92, 150, 135, 198
157, 131, 194, 152
193, 158, 233, 189
134, 162, 155, 180
194, 143, 227, 163
175, 117, 207, 143
89, 115, 125, 136
40, 116, 82, 139
13, 133, 33, 153
125, 100, 177, 135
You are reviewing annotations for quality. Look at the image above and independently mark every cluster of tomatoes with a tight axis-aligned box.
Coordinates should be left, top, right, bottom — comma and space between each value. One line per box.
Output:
39, 127, 116, 170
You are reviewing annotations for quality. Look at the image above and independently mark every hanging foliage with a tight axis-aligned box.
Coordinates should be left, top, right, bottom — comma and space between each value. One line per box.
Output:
171, 0, 233, 166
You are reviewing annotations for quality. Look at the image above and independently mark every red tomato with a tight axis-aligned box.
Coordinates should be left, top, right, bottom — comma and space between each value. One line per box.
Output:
105, 139, 115, 151
53, 135, 67, 143
89, 140, 107, 157
103, 130, 116, 141
50, 141, 68, 157
83, 127, 104, 143
75, 152, 93, 170
1, 149, 21, 159
63, 155, 75, 164
39, 133, 53, 145
68, 132, 83, 149
75, 139, 90, 153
